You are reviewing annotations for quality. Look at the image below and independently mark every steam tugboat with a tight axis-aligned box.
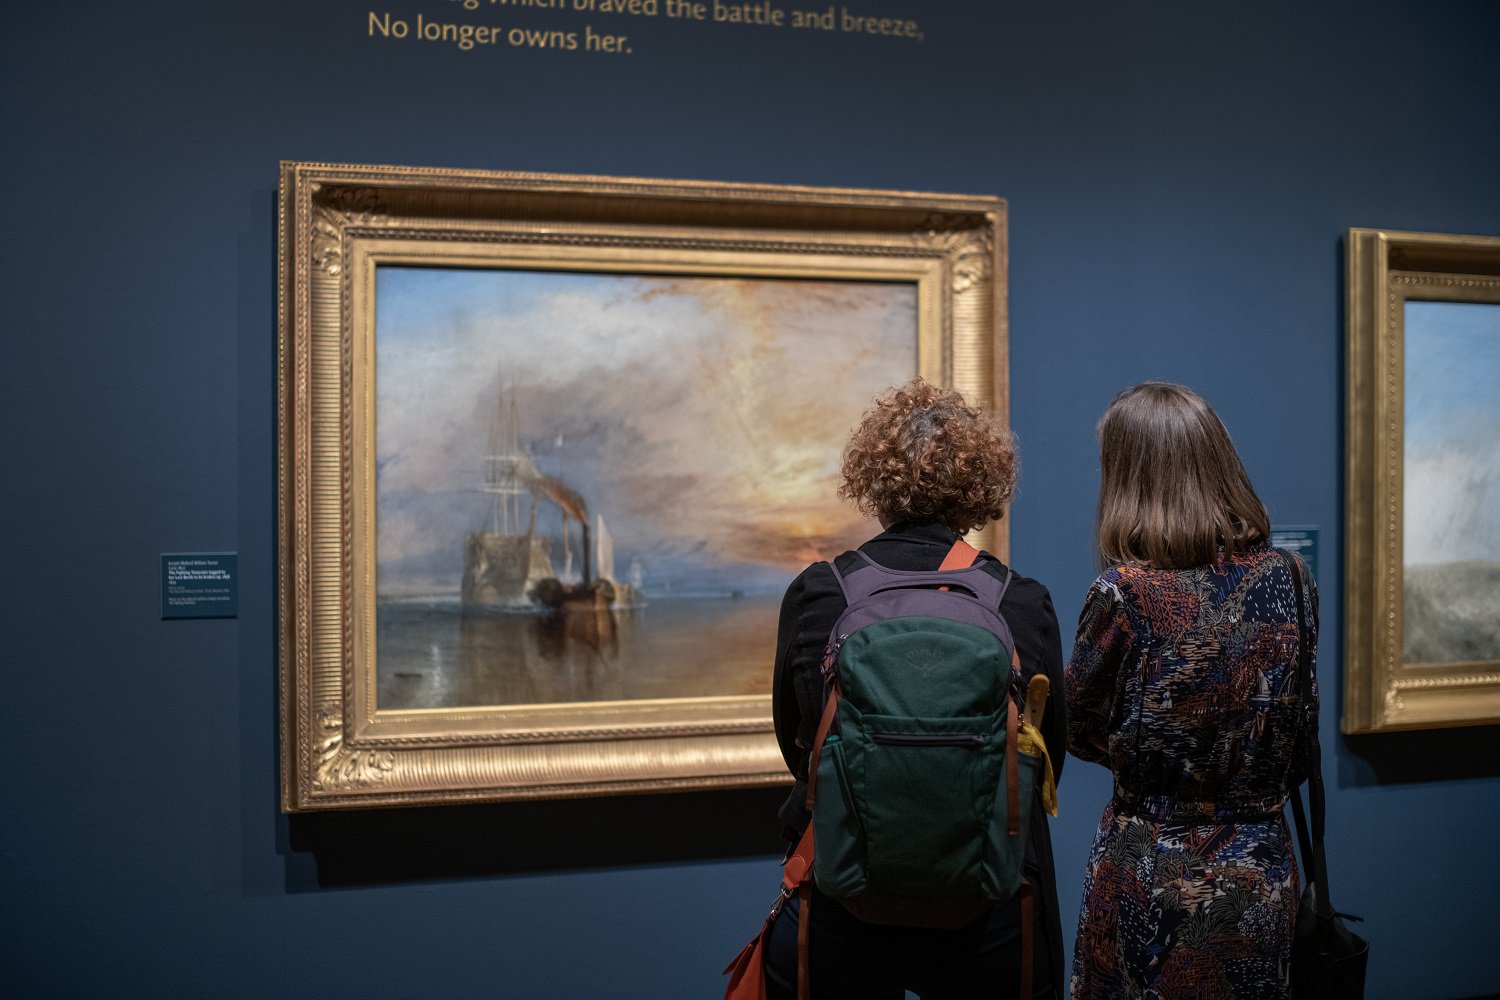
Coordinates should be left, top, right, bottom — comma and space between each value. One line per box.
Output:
461, 395, 641, 613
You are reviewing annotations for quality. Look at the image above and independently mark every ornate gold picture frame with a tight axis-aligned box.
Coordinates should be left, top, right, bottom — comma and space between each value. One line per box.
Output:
1344, 228, 1500, 733
278, 162, 1007, 809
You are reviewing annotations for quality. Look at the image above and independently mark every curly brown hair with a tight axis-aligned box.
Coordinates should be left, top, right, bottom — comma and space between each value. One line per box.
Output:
839, 378, 1017, 533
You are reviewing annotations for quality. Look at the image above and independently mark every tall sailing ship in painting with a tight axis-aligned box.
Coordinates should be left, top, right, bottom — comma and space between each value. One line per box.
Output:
461, 397, 642, 614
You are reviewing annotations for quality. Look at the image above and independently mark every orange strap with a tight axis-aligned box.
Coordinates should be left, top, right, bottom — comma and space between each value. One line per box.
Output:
938, 537, 980, 573
796, 672, 841, 999
721, 824, 814, 1000
782, 824, 814, 894
804, 683, 840, 812
788, 826, 818, 1000
796, 881, 812, 1000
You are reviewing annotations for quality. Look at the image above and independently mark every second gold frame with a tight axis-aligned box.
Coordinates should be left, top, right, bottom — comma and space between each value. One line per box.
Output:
1345, 228, 1500, 733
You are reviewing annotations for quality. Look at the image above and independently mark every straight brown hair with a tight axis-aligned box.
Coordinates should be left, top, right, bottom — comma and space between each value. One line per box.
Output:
1095, 382, 1270, 569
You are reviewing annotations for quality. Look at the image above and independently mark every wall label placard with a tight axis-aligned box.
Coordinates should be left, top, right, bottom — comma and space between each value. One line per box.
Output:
161, 553, 238, 619
1269, 526, 1318, 580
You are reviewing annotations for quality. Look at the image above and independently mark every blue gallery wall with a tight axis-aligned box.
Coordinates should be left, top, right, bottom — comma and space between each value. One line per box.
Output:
3, 1, 1499, 997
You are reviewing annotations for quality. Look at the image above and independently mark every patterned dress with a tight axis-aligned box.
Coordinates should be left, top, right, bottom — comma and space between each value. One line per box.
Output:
1065, 544, 1316, 1000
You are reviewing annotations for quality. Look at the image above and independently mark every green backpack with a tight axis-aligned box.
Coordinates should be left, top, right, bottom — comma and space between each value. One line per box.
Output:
806, 541, 1039, 930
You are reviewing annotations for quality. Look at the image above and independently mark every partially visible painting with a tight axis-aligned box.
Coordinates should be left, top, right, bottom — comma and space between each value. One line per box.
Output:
374, 268, 913, 710
1401, 301, 1500, 666
278, 163, 1007, 808
1344, 228, 1500, 732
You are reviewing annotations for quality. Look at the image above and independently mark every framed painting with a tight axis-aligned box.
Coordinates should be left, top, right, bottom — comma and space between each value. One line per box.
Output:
1344, 228, 1500, 733
278, 162, 1008, 809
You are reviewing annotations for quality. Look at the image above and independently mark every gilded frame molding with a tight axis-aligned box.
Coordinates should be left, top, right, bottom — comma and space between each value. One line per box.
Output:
278, 162, 1008, 809
1344, 228, 1500, 733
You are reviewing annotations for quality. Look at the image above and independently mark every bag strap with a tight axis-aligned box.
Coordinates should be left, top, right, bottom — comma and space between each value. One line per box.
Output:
1281, 548, 1335, 921
791, 826, 814, 1000
795, 643, 845, 1000
941, 540, 1021, 671
938, 541, 1021, 836
721, 822, 814, 999
831, 539, 1009, 609
938, 537, 980, 571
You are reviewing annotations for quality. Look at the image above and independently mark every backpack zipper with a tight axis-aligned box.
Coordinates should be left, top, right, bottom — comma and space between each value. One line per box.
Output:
869, 732, 986, 748
821, 634, 850, 682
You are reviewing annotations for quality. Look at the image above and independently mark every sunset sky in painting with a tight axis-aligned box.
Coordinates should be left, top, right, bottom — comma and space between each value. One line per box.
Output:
374, 267, 916, 596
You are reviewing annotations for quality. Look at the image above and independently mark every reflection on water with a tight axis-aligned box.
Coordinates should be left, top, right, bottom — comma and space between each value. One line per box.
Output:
377, 595, 781, 709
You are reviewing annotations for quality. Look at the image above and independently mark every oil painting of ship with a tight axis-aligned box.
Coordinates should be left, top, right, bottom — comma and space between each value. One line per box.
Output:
461, 395, 642, 614
373, 266, 914, 710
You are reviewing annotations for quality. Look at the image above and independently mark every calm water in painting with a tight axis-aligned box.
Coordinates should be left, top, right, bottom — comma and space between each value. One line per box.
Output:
378, 596, 780, 708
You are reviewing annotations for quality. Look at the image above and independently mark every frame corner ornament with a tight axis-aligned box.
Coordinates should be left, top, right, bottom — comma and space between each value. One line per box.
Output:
313, 707, 396, 794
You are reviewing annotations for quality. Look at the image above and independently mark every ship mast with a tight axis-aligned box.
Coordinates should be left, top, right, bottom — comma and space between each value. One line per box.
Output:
476, 387, 591, 585
482, 396, 531, 536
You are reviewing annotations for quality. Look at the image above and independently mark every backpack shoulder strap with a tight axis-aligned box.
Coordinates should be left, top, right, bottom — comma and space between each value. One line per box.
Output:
944, 541, 1020, 675
833, 540, 1009, 608
938, 539, 1017, 606
824, 552, 864, 606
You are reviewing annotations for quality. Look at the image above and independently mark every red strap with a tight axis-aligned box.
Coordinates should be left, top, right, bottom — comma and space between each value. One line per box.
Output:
782, 824, 814, 893
796, 881, 812, 1000
804, 684, 841, 812
721, 928, 770, 1000
938, 537, 980, 571
788, 826, 816, 1000
723, 825, 813, 1000
938, 538, 978, 593
795, 686, 838, 1000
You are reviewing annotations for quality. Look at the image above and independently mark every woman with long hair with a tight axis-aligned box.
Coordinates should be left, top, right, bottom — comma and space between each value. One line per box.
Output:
1066, 382, 1316, 998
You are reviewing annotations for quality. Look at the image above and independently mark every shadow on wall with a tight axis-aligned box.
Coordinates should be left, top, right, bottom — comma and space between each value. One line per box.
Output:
1339, 725, 1500, 787
282, 786, 788, 890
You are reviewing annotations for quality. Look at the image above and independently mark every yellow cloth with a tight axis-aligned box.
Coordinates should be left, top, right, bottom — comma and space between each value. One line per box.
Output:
1017, 720, 1058, 816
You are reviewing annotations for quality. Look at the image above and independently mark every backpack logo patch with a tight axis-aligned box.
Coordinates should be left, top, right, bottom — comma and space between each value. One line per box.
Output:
903, 645, 946, 678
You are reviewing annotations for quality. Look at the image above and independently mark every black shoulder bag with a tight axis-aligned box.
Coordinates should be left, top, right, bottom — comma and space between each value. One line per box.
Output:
1283, 550, 1368, 999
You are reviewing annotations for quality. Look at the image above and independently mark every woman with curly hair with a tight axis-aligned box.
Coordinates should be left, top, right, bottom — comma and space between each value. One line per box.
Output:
1065, 382, 1314, 998
763, 377, 1068, 999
